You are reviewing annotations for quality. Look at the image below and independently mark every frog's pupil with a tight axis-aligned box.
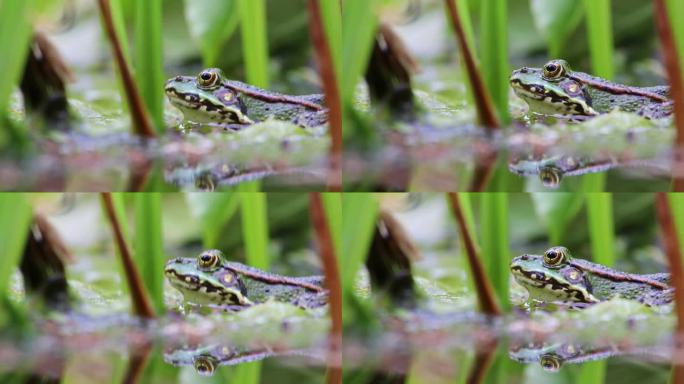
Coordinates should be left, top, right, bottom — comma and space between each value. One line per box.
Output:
201, 254, 211, 262
546, 64, 556, 72
201, 73, 211, 81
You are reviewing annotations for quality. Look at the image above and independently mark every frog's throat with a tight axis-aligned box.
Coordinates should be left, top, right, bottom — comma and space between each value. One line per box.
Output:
510, 265, 599, 304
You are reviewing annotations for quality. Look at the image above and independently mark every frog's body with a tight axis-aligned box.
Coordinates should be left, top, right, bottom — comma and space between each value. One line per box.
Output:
164, 250, 328, 310
165, 68, 328, 129
510, 60, 673, 120
510, 246, 673, 307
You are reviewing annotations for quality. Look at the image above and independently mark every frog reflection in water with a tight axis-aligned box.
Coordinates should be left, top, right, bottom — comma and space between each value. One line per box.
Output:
510, 59, 673, 120
164, 249, 328, 310
164, 343, 319, 377
508, 155, 619, 188
510, 246, 673, 307
165, 68, 328, 129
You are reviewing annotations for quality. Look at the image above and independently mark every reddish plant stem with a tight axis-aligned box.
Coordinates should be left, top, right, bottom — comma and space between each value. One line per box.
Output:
654, 193, 684, 384
101, 193, 156, 318
654, 0, 684, 191
307, 0, 342, 192
97, 0, 156, 138
444, 0, 500, 129
446, 193, 501, 315
309, 193, 342, 384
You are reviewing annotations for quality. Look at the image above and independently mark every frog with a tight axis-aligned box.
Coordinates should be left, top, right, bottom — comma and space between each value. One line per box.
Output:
510, 246, 673, 307
164, 68, 328, 129
164, 249, 328, 310
509, 59, 673, 120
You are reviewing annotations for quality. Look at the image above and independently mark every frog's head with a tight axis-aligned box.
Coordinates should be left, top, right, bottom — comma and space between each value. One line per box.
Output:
510, 60, 598, 117
510, 247, 599, 305
165, 68, 254, 124
164, 249, 253, 306
509, 342, 582, 372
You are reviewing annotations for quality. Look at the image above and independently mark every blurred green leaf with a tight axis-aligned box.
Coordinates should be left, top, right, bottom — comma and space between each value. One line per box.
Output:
0, 195, 32, 295
240, 193, 270, 269
531, 193, 585, 245
185, 193, 240, 249
184, 0, 241, 67
134, 193, 165, 314
479, 193, 510, 310
586, 193, 615, 266
238, 0, 269, 87
480, 0, 510, 124
530, 0, 584, 57
134, 0, 164, 130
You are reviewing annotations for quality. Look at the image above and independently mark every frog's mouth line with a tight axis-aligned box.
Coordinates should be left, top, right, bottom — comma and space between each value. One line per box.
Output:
164, 268, 251, 305
509, 79, 597, 116
510, 265, 596, 303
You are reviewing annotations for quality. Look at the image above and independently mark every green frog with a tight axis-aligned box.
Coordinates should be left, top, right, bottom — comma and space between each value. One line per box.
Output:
164, 68, 328, 129
164, 249, 328, 310
510, 246, 673, 307
510, 59, 673, 120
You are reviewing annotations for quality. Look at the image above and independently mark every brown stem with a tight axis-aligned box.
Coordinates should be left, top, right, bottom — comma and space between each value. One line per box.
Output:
308, 193, 342, 384
466, 348, 497, 384
307, 0, 342, 192
654, 0, 684, 191
122, 342, 153, 384
444, 0, 500, 129
100, 193, 156, 318
97, 0, 156, 138
446, 193, 501, 315
654, 193, 684, 383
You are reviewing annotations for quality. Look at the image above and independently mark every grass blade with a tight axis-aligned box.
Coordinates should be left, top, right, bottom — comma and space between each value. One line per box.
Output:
0, 194, 32, 293
184, 0, 240, 67
309, 0, 342, 191
341, 193, 378, 325
0, 0, 35, 147
134, 0, 164, 130
186, 193, 241, 249
478, 193, 510, 311
447, 193, 501, 315
101, 193, 156, 318
240, 193, 269, 269
238, 0, 269, 88
341, 0, 378, 109
134, 193, 165, 314
479, 0, 509, 125
586, 193, 615, 266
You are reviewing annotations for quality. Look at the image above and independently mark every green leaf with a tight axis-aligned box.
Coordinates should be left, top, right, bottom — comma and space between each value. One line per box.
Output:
134, 193, 165, 314
530, 0, 584, 57
134, 0, 164, 130
531, 193, 585, 245
240, 193, 269, 270
238, 0, 269, 88
0, 195, 32, 295
185, 193, 240, 249
184, 0, 241, 67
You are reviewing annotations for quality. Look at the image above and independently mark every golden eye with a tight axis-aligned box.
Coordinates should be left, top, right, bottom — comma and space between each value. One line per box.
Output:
540, 355, 562, 372
543, 60, 564, 79
194, 356, 217, 377
539, 168, 561, 188
197, 70, 219, 88
197, 250, 221, 270
543, 247, 566, 267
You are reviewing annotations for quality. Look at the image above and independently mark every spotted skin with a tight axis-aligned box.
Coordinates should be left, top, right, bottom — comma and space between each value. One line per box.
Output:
510, 247, 673, 307
510, 59, 672, 120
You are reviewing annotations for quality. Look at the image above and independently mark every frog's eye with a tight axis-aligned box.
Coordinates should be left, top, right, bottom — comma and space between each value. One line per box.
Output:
539, 167, 562, 188
543, 60, 565, 80
197, 70, 220, 88
539, 354, 562, 372
543, 247, 566, 267
197, 250, 222, 270
194, 355, 218, 377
